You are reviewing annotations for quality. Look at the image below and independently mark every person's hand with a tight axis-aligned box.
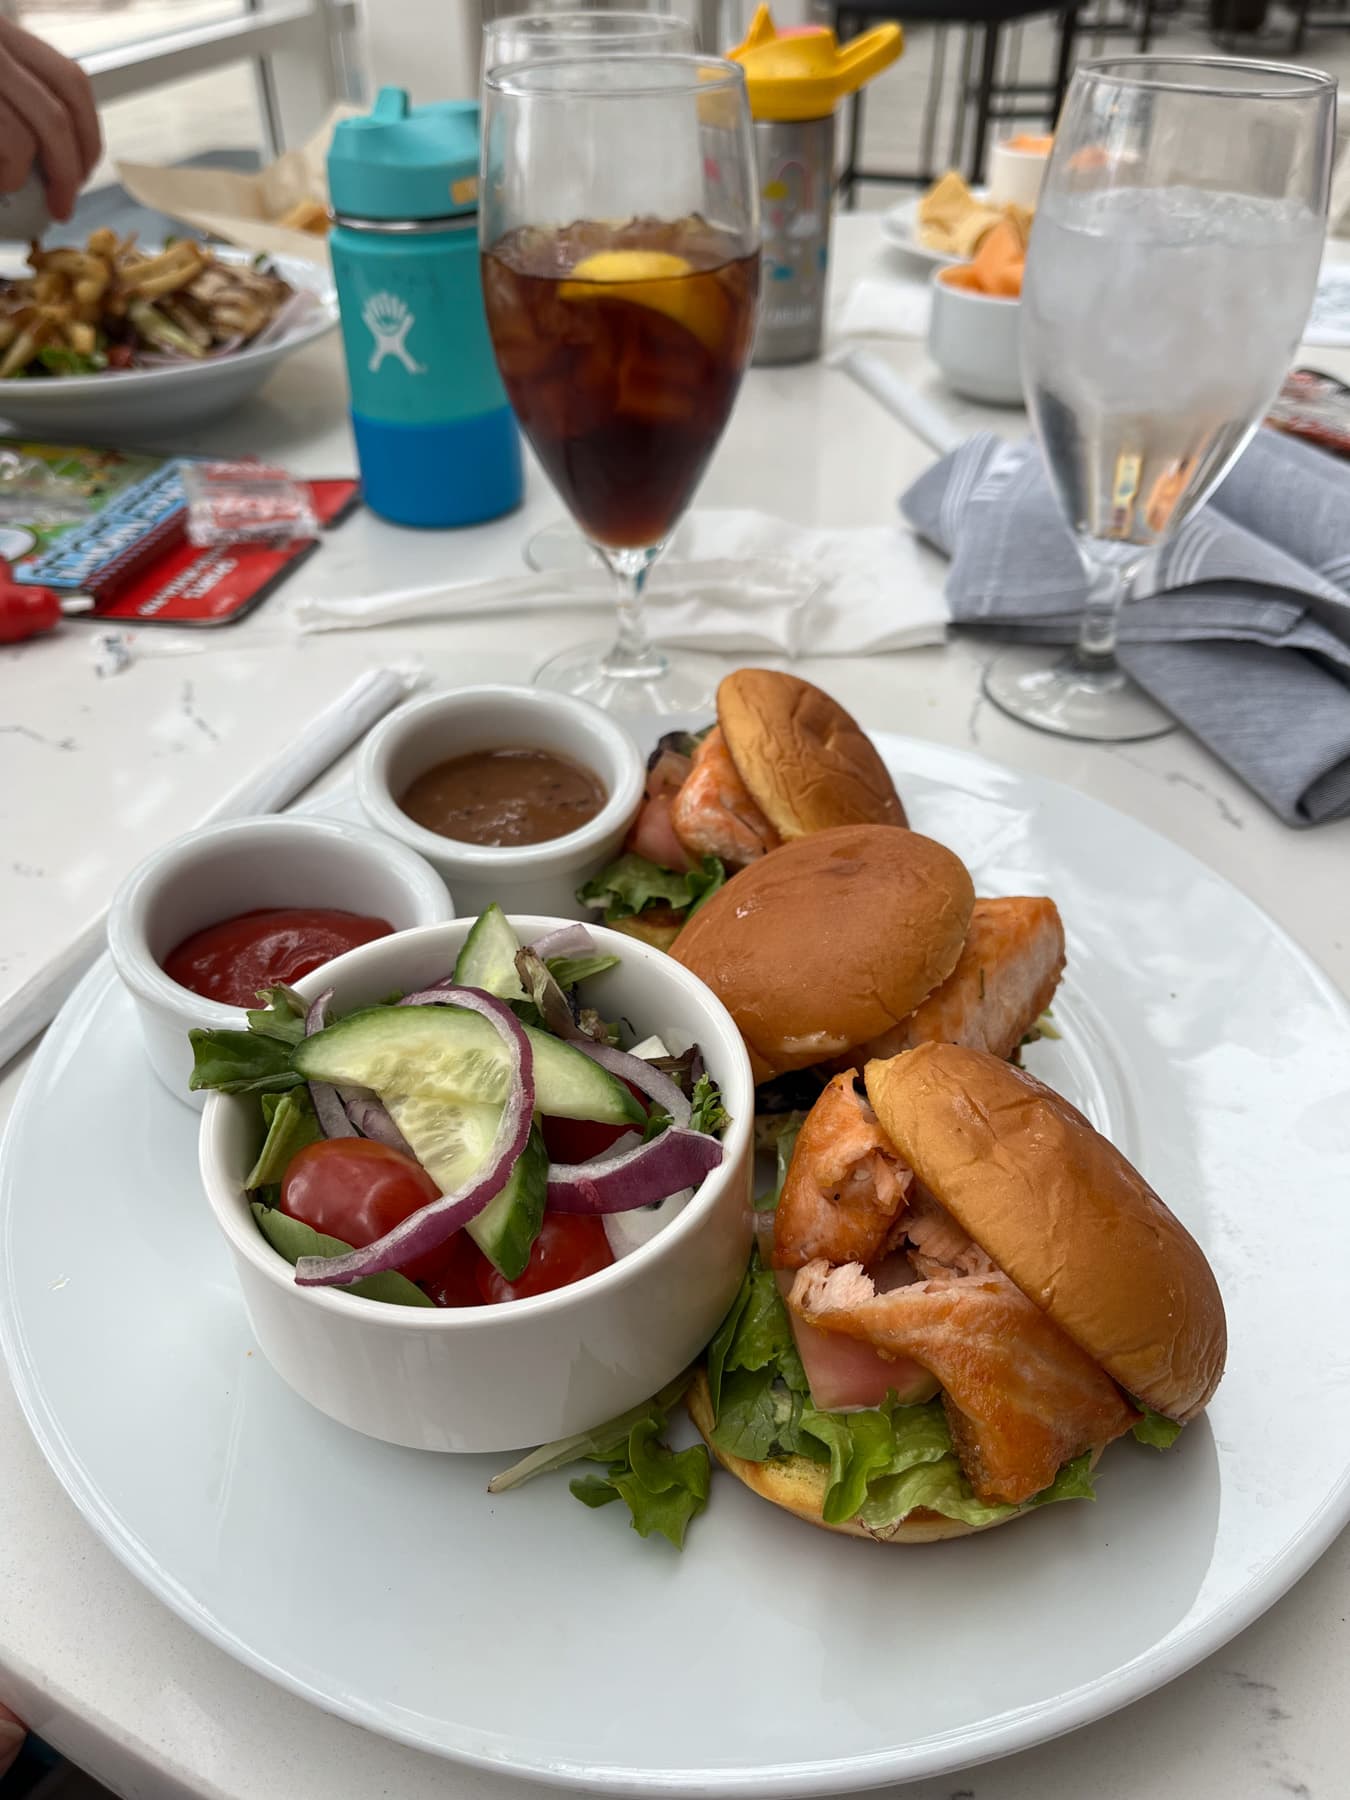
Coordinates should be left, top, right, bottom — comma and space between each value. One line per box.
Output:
0, 1701, 26, 1779
0, 20, 101, 222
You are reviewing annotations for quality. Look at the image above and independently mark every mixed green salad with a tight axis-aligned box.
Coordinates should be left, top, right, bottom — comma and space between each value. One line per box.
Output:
189, 905, 731, 1311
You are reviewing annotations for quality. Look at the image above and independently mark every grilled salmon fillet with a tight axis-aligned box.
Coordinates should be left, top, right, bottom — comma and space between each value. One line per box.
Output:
860, 895, 1065, 1065
772, 1071, 912, 1271
791, 1258, 1136, 1505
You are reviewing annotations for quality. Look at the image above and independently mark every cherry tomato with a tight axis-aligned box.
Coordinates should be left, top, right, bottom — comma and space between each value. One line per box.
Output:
422, 1231, 488, 1308
280, 1138, 447, 1283
540, 1079, 648, 1165
475, 1214, 614, 1303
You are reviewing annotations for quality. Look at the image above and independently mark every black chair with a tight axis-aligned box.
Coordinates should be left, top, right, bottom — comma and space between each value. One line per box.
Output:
835, 0, 1079, 202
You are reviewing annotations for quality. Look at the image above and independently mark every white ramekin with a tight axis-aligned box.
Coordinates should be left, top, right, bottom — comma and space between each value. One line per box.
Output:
107, 816, 453, 1110
987, 135, 1051, 211
354, 686, 645, 921
927, 267, 1024, 406
198, 917, 755, 1452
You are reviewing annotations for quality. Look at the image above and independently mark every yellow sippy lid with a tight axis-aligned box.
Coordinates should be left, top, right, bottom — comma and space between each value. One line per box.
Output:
728, 3, 903, 122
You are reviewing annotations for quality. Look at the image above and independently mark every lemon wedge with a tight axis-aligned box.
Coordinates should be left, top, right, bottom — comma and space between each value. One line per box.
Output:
559, 248, 726, 353
567, 251, 693, 284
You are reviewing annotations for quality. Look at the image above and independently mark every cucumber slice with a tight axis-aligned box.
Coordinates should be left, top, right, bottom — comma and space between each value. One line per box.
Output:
468, 1122, 547, 1279
452, 905, 527, 1004
384, 1098, 547, 1281
293, 1005, 644, 1125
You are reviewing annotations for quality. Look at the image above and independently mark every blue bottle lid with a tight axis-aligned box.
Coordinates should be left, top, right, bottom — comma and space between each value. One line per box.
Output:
328, 88, 481, 223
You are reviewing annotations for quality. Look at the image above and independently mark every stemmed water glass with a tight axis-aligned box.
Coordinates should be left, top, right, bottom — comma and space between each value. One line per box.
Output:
479, 53, 761, 717
986, 56, 1335, 741
479, 10, 700, 578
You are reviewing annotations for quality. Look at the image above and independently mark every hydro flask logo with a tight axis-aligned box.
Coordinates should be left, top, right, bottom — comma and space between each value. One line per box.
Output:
362, 291, 424, 374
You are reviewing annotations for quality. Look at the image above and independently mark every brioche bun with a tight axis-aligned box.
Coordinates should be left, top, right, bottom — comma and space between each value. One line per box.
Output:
717, 669, 907, 840
865, 1043, 1226, 1421
609, 911, 684, 953
688, 1370, 1104, 1542
672, 825, 975, 1082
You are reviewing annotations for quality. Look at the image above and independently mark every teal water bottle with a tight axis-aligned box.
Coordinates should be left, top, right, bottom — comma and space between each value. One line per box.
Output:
328, 89, 523, 528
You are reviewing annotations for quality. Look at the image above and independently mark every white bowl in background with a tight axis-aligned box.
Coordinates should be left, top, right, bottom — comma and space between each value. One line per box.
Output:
198, 916, 755, 1452
107, 815, 453, 1109
927, 267, 1024, 406
356, 685, 645, 921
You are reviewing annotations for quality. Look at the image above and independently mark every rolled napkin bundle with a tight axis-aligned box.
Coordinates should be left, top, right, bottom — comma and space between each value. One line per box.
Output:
295, 509, 950, 658
901, 427, 1350, 826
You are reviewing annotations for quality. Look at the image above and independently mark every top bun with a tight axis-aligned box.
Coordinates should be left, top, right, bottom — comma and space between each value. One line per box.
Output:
865, 1043, 1227, 1421
717, 669, 907, 840
673, 825, 975, 1083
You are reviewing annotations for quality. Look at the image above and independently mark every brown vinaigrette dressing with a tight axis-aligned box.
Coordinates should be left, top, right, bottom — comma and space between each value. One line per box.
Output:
399, 746, 606, 847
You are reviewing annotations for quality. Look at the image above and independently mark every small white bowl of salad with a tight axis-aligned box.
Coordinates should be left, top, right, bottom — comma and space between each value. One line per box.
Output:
195, 908, 754, 1452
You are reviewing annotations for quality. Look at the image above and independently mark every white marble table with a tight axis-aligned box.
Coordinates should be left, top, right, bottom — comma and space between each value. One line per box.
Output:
1, 214, 1347, 1800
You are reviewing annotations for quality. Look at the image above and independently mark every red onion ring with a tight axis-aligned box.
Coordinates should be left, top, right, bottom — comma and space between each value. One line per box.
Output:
546, 1126, 722, 1214
295, 987, 534, 1287
530, 923, 598, 961
343, 1096, 414, 1156
304, 990, 357, 1139
572, 1039, 691, 1126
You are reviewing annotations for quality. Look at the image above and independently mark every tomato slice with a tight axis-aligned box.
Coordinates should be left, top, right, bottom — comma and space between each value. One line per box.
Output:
475, 1213, 614, 1303
280, 1138, 447, 1283
422, 1230, 488, 1307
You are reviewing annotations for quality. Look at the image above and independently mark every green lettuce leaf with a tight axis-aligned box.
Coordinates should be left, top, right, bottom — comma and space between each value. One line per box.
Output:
249, 1202, 434, 1307
1131, 1405, 1184, 1449
245, 1089, 322, 1190
575, 853, 725, 923
188, 1026, 304, 1094
486, 1373, 692, 1492
689, 1071, 729, 1137
799, 1396, 953, 1525
245, 985, 309, 1046
545, 953, 620, 990
569, 1474, 621, 1508
755, 1114, 803, 1212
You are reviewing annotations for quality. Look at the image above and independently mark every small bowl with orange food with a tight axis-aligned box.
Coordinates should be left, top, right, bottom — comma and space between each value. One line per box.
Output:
107, 815, 454, 1109
926, 210, 1028, 407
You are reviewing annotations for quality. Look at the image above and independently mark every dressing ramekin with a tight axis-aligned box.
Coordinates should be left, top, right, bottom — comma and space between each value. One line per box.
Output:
198, 916, 754, 1452
355, 686, 645, 920
108, 816, 453, 1109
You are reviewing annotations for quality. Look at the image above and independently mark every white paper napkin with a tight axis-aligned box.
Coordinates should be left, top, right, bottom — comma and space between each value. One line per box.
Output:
835, 275, 933, 341
294, 510, 950, 657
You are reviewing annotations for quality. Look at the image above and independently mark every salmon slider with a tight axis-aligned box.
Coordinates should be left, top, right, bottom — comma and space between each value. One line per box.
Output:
672, 824, 1065, 1087
689, 1042, 1226, 1541
576, 669, 907, 950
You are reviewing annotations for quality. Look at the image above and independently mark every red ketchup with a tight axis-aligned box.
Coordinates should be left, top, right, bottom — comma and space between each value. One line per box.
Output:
163, 908, 393, 1006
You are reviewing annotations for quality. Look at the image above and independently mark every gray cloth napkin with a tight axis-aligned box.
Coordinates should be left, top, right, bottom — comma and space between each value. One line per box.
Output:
901, 427, 1350, 827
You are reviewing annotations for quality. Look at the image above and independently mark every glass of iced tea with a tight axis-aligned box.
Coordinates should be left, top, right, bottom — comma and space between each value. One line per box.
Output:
480, 53, 761, 715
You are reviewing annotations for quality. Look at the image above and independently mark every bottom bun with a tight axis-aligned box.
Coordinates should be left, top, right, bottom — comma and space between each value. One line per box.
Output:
610, 912, 684, 953
687, 1369, 1100, 1545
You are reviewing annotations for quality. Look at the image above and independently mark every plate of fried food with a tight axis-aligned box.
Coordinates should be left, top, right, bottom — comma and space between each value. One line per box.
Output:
883, 169, 1033, 266
0, 230, 337, 437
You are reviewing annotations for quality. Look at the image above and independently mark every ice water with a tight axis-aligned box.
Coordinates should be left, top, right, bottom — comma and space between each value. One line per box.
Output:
482, 219, 759, 550
1022, 185, 1324, 546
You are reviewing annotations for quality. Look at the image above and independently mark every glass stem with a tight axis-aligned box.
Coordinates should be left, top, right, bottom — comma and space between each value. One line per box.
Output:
1073, 539, 1142, 674
599, 544, 667, 680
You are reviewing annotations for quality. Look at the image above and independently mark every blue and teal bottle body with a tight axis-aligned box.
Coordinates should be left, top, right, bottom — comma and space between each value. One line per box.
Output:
328, 90, 522, 530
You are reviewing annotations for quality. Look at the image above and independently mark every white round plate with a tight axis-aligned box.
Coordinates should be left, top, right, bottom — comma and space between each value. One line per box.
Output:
880, 192, 989, 267
0, 250, 337, 438
4, 734, 1350, 1794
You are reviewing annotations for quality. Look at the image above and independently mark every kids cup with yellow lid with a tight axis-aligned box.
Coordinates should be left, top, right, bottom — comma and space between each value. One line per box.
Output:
728, 4, 902, 364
